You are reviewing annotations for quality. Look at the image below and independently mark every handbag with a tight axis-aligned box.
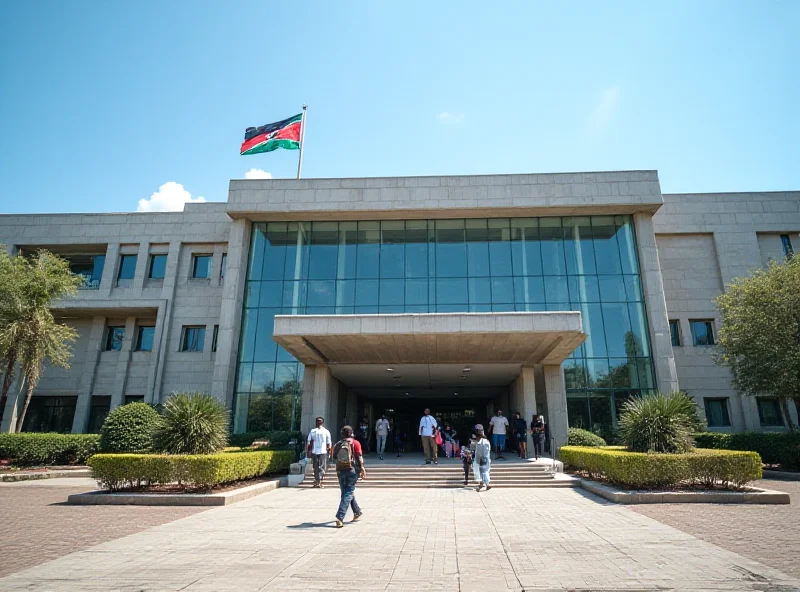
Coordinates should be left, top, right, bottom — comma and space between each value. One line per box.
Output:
434, 428, 443, 446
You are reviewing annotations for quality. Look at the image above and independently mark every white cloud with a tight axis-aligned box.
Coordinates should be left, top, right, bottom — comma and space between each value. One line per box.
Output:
438, 112, 465, 124
244, 168, 273, 179
588, 86, 621, 133
136, 182, 206, 212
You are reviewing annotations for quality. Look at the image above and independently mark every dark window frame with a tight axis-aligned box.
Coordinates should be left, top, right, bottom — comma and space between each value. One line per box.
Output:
220, 253, 228, 279
757, 398, 785, 427
212, 325, 219, 352
191, 254, 213, 279
135, 326, 155, 352
703, 397, 731, 428
780, 234, 794, 258
181, 326, 206, 352
117, 254, 138, 281
690, 319, 716, 346
105, 326, 126, 351
148, 254, 168, 279
669, 320, 681, 347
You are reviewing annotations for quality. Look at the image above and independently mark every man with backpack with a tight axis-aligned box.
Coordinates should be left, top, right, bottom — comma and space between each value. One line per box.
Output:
332, 425, 366, 528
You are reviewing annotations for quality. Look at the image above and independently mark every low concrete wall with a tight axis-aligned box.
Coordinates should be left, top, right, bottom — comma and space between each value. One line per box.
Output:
1, 469, 92, 482
580, 478, 790, 504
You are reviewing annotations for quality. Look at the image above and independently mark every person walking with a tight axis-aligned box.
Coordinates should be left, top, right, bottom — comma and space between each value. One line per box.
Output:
460, 435, 473, 485
394, 428, 407, 457
513, 411, 528, 459
488, 408, 509, 461
375, 415, 390, 460
358, 417, 370, 453
332, 425, 366, 528
306, 416, 332, 488
531, 414, 545, 460
473, 425, 492, 491
442, 424, 457, 458
419, 408, 438, 465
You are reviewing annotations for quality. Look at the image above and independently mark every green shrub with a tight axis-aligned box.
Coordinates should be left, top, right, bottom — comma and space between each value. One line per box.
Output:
695, 431, 800, 471
619, 391, 703, 453
228, 430, 303, 449
99, 402, 160, 453
0, 433, 100, 466
561, 446, 762, 489
88, 450, 294, 491
568, 428, 607, 447
152, 392, 229, 455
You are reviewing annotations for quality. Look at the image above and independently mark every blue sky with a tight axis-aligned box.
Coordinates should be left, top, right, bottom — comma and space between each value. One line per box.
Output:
0, 1, 797, 214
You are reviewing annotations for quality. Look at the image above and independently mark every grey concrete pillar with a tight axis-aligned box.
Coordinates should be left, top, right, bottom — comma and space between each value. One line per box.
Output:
345, 391, 358, 429
634, 213, 679, 393
519, 366, 537, 456
109, 316, 137, 409
543, 364, 568, 455
132, 242, 150, 291
152, 241, 182, 403
211, 219, 251, 407
300, 364, 317, 434
71, 316, 107, 433
98, 243, 119, 298
145, 304, 167, 404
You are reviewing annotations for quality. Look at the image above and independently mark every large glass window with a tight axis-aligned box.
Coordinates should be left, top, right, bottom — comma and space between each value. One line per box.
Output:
181, 326, 205, 352
690, 320, 715, 346
117, 255, 137, 282
135, 326, 155, 352
149, 254, 167, 279
105, 327, 125, 351
21, 396, 77, 433
757, 398, 784, 427
236, 216, 654, 434
192, 255, 212, 279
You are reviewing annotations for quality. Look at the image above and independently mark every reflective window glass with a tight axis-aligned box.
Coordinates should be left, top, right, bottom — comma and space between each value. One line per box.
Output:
308, 222, 339, 279
615, 216, 639, 274
148, 254, 167, 279
511, 219, 543, 276
435, 220, 467, 278
513, 276, 545, 304
468, 277, 491, 304
592, 216, 623, 275
598, 275, 627, 302
563, 217, 596, 275
379, 279, 404, 306
436, 278, 468, 305
355, 279, 379, 306
263, 223, 288, 280
380, 221, 405, 278
491, 277, 514, 303
466, 219, 490, 277
539, 218, 566, 275
405, 279, 428, 305
356, 222, 380, 278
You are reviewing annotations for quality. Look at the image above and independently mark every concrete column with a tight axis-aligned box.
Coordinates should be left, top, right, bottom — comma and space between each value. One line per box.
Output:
98, 243, 119, 298
633, 213, 679, 393
543, 364, 568, 455
519, 367, 537, 456
144, 304, 167, 404
300, 364, 316, 434
71, 316, 107, 433
152, 241, 182, 403
109, 316, 137, 409
300, 364, 338, 434
211, 219, 251, 407
131, 242, 150, 291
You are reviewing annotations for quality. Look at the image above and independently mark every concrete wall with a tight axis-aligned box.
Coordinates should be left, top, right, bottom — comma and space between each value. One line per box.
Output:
654, 191, 800, 431
0, 205, 238, 432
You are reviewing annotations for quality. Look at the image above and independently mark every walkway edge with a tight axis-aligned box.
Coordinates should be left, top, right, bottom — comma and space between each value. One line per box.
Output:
580, 478, 791, 504
66, 475, 303, 506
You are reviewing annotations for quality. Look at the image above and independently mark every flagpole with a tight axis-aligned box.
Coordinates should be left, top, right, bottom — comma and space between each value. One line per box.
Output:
296, 104, 307, 179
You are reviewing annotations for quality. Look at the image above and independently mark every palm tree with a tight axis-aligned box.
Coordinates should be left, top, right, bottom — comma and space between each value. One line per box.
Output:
0, 249, 24, 422
0, 248, 81, 431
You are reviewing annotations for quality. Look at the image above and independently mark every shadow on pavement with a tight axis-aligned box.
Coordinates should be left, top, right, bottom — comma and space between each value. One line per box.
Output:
286, 521, 338, 529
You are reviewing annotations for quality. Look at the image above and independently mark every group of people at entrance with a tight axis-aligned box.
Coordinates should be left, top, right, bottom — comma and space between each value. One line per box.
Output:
418, 408, 547, 465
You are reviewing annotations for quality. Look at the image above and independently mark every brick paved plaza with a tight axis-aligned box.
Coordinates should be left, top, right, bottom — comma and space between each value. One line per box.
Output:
1, 477, 798, 591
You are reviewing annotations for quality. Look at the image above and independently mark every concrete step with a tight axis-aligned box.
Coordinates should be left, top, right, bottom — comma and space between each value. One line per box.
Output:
298, 480, 576, 488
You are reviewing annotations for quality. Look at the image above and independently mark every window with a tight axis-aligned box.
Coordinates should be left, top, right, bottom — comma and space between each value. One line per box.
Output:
105, 327, 125, 351
181, 326, 206, 352
20, 396, 77, 433
690, 320, 715, 346
148, 254, 167, 279
220, 253, 228, 278
70, 254, 105, 289
212, 325, 219, 352
757, 398, 784, 427
781, 234, 794, 258
136, 326, 155, 352
669, 320, 681, 347
192, 255, 212, 279
117, 254, 138, 281
87, 396, 111, 433
704, 398, 731, 427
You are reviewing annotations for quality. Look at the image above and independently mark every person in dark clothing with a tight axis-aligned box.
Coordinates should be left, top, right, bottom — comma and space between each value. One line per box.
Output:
394, 429, 407, 457
531, 414, 545, 460
513, 411, 528, 459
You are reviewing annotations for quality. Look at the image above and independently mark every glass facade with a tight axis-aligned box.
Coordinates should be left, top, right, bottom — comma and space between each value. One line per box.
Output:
235, 216, 655, 434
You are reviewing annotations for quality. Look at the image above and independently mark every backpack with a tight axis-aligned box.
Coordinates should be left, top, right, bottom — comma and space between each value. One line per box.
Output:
333, 438, 355, 471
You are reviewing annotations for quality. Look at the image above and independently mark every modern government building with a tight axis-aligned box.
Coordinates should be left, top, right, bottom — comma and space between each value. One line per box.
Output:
1, 171, 798, 452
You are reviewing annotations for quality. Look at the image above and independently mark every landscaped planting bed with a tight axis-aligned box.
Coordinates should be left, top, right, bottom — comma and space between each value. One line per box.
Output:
88, 450, 294, 492
561, 446, 762, 489
695, 432, 800, 471
0, 433, 99, 467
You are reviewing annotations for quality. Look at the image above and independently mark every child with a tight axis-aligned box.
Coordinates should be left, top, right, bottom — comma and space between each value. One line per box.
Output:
460, 437, 473, 485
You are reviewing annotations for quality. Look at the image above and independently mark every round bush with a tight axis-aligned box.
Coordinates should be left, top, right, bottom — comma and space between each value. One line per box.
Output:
568, 427, 607, 447
152, 392, 229, 455
619, 391, 703, 454
99, 402, 160, 453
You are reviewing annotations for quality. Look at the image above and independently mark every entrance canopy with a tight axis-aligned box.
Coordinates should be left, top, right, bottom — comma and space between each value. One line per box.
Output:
272, 312, 586, 366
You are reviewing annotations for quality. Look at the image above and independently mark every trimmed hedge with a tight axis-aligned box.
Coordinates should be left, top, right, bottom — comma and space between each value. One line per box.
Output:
561, 446, 762, 489
88, 450, 294, 491
228, 430, 303, 449
568, 428, 607, 447
695, 431, 800, 471
0, 433, 100, 467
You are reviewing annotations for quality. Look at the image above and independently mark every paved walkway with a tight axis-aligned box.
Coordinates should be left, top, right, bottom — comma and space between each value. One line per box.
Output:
1, 484, 797, 591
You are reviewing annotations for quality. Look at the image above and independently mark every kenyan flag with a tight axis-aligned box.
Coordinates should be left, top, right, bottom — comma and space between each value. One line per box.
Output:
240, 113, 302, 155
